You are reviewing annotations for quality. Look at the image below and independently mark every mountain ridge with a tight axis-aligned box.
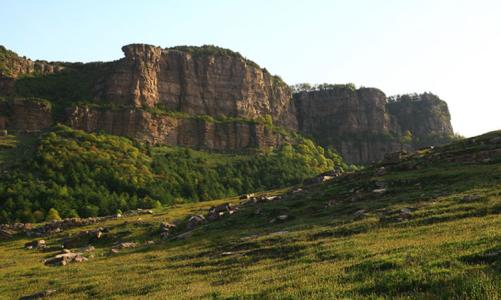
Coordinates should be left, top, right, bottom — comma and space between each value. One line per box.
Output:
0, 44, 455, 163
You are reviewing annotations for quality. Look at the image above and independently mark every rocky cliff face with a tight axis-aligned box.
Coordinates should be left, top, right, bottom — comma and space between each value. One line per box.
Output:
294, 88, 454, 163
387, 93, 454, 140
0, 44, 455, 162
98, 44, 297, 129
0, 46, 63, 79
65, 106, 284, 150
0, 99, 53, 132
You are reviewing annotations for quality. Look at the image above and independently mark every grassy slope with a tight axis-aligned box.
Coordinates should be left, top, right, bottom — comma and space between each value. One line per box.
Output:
0, 132, 500, 299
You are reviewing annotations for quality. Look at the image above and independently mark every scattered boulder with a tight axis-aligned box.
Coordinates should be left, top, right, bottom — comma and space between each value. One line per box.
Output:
483, 250, 500, 258
0, 228, 15, 240
375, 167, 386, 176
372, 188, 387, 194
350, 193, 364, 202
115, 242, 137, 249
80, 245, 95, 252
325, 200, 336, 207
63, 227, 107, 249
186, 215, 206, 230
135, 208, 154, 215
462, 194, 482, 201
24, 239, 47, 250
270, 214, 290, 224
241, 194, 282, 206
44, 250, 87, 266
239, 193, 255, 200
240, 234, 259, 241
207, 203, 236, 221
272, 231, 289, 236
160, 231, 171, 239
160, 222, 176, 232
373, 180, 386, 189
304, 175, 334, 185
399, 208, 413, 220
159, 222, 176, 239
353, 209, 367, 219
19, 289, 56, 300
176, 231, 193, 240
111, 242, 138, 253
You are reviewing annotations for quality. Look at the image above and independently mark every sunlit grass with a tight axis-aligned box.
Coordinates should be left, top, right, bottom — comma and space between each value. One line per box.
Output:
0, 132, 500, 299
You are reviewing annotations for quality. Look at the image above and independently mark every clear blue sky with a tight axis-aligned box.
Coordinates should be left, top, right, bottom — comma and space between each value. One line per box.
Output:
1, 0, 500, 137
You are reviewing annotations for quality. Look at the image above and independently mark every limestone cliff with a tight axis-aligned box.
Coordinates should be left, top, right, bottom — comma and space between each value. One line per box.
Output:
0, 44, 455, 163
97, 44, 297, 129
387, 93, 454, 146
0, 99, 53, 132
294, 87, 454, 163
0, 46, 64, 79
64, 106, 284, 150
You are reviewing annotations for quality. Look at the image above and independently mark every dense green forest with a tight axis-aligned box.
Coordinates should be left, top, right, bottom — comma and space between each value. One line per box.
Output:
0, 125, 346, 223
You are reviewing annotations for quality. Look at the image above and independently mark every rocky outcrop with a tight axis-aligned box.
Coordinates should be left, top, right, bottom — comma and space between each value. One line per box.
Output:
294, 87, 454, 164
0, 99, 53, 132
0, 45, 62, 77
386, 93, 453, 141
65, 106, 284, 150
98, 44, 297, 129
0, 44, 455, 162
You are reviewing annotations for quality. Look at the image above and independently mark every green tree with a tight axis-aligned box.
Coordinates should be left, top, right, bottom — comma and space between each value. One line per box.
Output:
46, 208, 62, 221
400, 130, 413, 151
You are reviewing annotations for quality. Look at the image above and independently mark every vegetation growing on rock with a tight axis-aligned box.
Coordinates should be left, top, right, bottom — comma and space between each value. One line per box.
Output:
0, 125, 345, 223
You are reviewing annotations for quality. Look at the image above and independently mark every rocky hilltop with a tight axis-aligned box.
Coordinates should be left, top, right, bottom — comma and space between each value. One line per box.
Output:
294, 87, 454, 163
100, 44, 297, 129
0, 44, 455, 162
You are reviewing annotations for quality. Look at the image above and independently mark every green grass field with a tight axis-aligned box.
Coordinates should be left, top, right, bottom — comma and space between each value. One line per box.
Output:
0, 131, 500, 299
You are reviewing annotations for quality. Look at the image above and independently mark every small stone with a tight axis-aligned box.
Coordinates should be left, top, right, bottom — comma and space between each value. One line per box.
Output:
375, 167, 386, 176
372, 188, 387, 194
277, 215, 288, 221
44, 251, 87, 266
19, 289, 56, 300
272, 231, 289, 235
116, 242, 137, 249
81, 245, 95, 252
222, 252, 234, 256
325, 200, 336, 207
462, 194, 481, 201
484, 250, 500, 258
0, 229, 15, 240
353, 209, 367, 219
374, 180, 386, 188
176, 231, 193, 240
186, 215, 206, 230
399, 208, 412, 219
25, 240, 46, 250
239, 193, 255, 200
160, 222, 176, 232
